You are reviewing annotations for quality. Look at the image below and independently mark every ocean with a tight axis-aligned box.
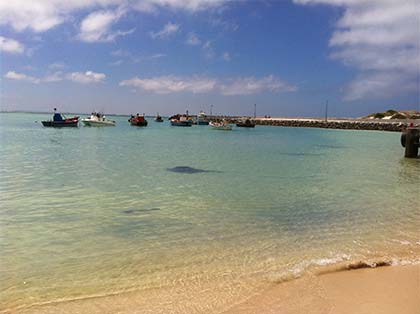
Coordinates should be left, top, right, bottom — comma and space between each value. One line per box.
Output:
1, 112, 419, 313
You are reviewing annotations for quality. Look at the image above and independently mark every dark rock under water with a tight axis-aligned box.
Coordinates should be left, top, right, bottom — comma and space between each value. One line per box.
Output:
123, 208, 161, 214
167, 166, 220, 174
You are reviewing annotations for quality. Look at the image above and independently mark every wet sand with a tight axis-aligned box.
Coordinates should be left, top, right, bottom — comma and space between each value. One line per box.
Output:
13, 264, 419, 314
224, 264, 420, 314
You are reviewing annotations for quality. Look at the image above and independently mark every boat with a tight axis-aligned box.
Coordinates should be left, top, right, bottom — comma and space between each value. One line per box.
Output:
236, 119, 255, 128
129, 114, 148, 126
209, 121, 232, 131
155, 114, 164, 122
82, 112, 115, 126
41, 109, 79, 127
196, 111, 209, 125
170, 116, 192, 127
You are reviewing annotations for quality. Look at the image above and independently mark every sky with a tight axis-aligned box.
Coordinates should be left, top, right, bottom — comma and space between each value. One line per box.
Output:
0, 0, 419, 117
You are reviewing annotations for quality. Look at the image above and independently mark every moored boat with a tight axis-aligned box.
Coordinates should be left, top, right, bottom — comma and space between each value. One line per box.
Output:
129, 114, 148, 126
195, 111, 209, 125
82, 112, 115, 126
170, 116, 192, 127
209, 121, 232, 131
236, 119, 255, 128
41, 108, 79, 127
155, 114, 164, 122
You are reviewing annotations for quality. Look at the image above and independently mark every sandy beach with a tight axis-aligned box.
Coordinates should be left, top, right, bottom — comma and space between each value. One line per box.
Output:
12, 264, 419, 314
225, 264, 420, 314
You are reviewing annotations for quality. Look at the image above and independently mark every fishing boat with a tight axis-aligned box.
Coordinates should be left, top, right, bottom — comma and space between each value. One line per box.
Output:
236, 119, 255, 128
41, 109, 79, 127
209, 121, 232, 131
82, 112, 115, 126
155, 114, 164, 122
129, 114, 148, 126
196, 111, 209, 125
170, 116, 192, 127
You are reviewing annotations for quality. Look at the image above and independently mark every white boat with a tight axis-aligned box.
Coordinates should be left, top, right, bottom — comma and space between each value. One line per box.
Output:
82, 113, 116, 126
209, 121, 232, 131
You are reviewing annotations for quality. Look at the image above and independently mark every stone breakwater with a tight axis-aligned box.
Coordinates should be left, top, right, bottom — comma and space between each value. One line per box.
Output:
209, 117, 417, 132
253, 119, 407, 132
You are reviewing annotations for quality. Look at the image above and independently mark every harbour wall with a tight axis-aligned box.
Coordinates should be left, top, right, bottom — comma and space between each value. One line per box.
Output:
208, 117, 418, 132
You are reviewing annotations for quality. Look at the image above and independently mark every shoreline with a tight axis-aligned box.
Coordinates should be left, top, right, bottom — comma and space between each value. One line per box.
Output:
8, 263, 419, 314
224, 264, 420, 314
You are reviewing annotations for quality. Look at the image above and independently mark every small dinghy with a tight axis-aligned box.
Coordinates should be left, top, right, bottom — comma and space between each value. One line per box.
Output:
129, 114, 148, 126
155, 114, 164, 122
82, 112, 115, 126
209, 121, 232, 131
41, 108, 79, 127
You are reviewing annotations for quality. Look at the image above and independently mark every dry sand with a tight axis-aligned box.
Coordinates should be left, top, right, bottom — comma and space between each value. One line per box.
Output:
14, 264, 420, 314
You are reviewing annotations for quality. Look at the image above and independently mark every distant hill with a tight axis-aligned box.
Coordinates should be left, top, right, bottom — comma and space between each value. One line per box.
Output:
363, 109, 420, 120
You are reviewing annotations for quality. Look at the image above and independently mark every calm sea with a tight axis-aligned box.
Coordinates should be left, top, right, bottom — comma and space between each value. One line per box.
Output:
1, 112, 419, 312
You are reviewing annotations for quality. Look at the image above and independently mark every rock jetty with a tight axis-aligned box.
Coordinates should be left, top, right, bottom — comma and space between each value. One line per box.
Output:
208, 117, 418, 132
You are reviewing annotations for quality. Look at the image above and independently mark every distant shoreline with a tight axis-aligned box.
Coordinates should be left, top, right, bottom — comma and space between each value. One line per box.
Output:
2, 111, 418, 132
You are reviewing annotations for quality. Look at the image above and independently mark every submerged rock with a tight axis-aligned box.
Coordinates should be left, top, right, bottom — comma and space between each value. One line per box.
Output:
167, 166, 219, 174
123, 208, 161, 214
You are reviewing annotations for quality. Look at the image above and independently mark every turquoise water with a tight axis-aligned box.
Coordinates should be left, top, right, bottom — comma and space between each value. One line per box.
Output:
1, 113, 419, 312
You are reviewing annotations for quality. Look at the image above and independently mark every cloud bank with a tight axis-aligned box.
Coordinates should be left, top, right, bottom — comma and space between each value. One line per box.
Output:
295, 0, 420, 101
120, 75, 297, 95
4, 70, 106, 84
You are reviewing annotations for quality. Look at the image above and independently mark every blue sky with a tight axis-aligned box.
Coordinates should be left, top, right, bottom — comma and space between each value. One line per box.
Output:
0, 0, 419, 117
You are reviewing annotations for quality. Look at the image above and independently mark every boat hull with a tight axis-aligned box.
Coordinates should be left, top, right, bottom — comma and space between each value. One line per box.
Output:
82, 120, 115, 126
171, 121, 192, 127
130, 120, 148, 126
41, 119, 79, 127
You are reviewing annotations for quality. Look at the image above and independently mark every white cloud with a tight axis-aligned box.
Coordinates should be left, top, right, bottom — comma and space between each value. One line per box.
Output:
120, 76, 217, 94
219, 75, 297, 96
222, 52, 231, 61
48, 62, 67, 70
4, 71, 39, 83
150, 22, 180, 39
4, 70, 106, 84
0, 0, 121, 33
150, 53, 166, 59
294, 0, 420, 101
120, 75, 297, 95
0, 1, 230, 33
78, 8, 134, 42
186, 32, 201, 45
0, 36, 24, 54
43, 71, 65, 82
132, 0, 230, 13
109, 59, 124, 66
67, 71, 106, 84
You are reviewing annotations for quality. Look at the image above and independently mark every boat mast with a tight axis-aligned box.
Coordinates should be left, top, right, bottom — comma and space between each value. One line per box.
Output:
254, 104, 256, 118
325, 100, 329, 122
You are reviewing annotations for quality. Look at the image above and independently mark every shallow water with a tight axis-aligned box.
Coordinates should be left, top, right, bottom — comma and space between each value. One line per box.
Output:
1, 113, 419, 312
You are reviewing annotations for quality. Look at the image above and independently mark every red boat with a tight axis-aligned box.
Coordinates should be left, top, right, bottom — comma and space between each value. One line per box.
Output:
129, 114, 148, 126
